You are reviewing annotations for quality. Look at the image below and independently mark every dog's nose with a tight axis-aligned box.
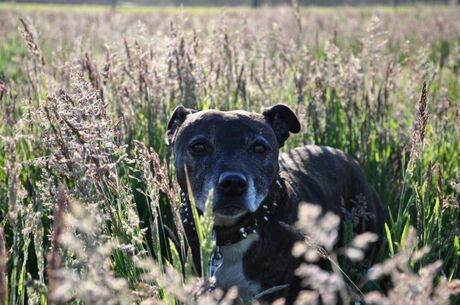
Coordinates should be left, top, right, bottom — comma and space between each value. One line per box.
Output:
218, 172, 248, 196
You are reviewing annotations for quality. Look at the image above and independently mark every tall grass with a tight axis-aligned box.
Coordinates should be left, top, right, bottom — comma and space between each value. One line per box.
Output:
0, 5, 459, 304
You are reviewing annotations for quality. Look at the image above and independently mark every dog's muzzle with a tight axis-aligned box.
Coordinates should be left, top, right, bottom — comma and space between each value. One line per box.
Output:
213, 171, 251, 225
218, 172, 248, 196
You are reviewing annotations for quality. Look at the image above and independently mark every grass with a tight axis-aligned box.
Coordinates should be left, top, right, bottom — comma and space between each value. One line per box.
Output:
0, 2, 230, 14
0, 2, 456, 14
0, 3, 459, 305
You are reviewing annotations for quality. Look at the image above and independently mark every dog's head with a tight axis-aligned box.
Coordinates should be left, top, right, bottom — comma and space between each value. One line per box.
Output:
167, 104, 300, 227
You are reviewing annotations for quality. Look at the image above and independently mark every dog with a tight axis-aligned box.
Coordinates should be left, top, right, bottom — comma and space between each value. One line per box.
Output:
167, 104, 384, 303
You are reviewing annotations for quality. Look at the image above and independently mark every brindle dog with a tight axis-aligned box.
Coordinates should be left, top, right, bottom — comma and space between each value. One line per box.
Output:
167, 104, 384, 303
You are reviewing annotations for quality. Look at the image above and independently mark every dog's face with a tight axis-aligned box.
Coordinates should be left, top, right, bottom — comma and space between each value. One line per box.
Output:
167, 104, 300, 227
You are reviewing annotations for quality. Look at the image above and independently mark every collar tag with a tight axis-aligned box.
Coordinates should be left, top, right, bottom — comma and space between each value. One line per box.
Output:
208, 230, 224, 292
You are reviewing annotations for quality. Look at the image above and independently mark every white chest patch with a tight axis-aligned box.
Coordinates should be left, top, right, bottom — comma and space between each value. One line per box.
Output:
215, 233, 262, 302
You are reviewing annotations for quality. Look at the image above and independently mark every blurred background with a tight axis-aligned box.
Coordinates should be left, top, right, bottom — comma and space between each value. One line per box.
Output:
0, 0, 458, 8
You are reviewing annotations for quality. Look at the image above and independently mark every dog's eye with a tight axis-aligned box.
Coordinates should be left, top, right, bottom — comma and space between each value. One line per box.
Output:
253, 143, 267, 154
190, 142, 207, 154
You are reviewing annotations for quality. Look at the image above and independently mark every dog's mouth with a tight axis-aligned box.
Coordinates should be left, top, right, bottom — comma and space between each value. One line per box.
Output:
213, 206, 249, 227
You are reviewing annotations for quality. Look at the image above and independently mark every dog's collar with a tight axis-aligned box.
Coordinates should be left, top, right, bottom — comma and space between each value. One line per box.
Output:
179, 177, 285, 247
213, 213, 260, 246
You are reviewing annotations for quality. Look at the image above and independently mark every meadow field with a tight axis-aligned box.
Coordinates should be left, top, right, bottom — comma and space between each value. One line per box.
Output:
0, 3, 459, 304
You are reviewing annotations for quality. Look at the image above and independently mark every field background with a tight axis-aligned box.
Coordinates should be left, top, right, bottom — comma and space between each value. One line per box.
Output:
0, 3, 459, 305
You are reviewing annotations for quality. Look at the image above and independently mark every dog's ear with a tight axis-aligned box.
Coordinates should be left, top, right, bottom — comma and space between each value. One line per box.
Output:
166, 105, 197, 145
263, 104, 300, 147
